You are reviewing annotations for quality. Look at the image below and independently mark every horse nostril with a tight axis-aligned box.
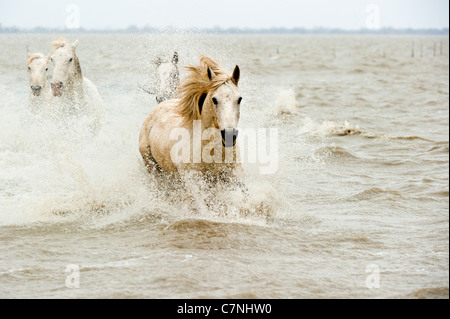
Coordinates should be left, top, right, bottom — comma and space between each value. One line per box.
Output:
221, 128, 239, 148
51, 82, 64, 96
51, 82, 63, 89
31, 86, 42, 91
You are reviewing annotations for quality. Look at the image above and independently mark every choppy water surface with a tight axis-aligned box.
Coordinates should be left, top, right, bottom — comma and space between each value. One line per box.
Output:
0, 34, 448, 298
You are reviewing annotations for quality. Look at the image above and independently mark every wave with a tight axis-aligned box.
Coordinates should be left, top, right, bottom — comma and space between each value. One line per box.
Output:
405, 287, 449, 299
427, 142, 449, 153
351, 68, 365, 74
389, 135, 436, 142
299, 117, 362, 136
349, 187, 403, 201
428, 190, 450, 197
345, 132, 441, 143
158, 218, 275, 250
164, 218, 267, 234
295, 115, 440, 143
313, 145, 361, 160
276, 89, 299, 115
277, 88, 443, 144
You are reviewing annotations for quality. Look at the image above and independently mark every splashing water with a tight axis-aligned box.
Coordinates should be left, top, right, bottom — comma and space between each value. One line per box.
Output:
276, 88, 299, 115
0, 34, 448, 299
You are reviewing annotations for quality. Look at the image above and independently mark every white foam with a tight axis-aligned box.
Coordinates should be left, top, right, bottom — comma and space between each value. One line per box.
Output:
0, 105, 280, 228
299, 117, 362, 136
276, 89, 299, 115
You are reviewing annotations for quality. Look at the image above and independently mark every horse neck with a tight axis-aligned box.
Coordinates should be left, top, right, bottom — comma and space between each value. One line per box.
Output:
197, 99, 217, 130
198, 117, 217, 136
67, 55, 84, 96
65, 73, 84, 100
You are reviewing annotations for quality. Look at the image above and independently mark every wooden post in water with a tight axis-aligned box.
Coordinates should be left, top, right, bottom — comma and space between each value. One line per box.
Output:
411, 42, 415, 58
440, 41, 443, 56
420, 43, 423, 58
434, 42, 437, 57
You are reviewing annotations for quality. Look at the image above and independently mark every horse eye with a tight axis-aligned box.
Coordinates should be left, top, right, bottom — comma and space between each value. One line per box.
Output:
69, 58, 73, 62
28, 66, 31, 71
212, 97, 218, 105
237, 97, 242, 104
45, 68, 48, 71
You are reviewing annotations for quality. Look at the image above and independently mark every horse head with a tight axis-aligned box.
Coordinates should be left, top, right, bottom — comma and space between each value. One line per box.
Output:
49, 38, 82, 97
200, 64, 241, 148
27, 52, 50, 97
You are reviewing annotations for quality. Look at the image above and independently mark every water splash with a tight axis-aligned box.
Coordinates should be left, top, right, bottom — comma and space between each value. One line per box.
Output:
276, 89, 299, 115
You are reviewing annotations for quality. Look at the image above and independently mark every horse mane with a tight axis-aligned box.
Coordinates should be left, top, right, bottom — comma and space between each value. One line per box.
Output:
27, 53, 45, 66
176, 56, 233, 124
50, 37, 70, 50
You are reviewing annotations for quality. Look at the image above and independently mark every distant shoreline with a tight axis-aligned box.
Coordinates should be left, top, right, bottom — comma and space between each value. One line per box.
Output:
0, 26, 448, 36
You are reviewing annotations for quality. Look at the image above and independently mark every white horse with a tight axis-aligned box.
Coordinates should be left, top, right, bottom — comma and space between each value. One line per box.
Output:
154, 51, 180, 103
27, 51, 52, 111
49, 37, 104, 132
139, 56, 243, 183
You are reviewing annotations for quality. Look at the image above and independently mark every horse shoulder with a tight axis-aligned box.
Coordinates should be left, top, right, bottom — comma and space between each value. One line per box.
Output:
82, 77, 104, 114
140, 99, 184, 173
139, 110, 155, 154
82, 78, 101, 98
139, 102, 166, 156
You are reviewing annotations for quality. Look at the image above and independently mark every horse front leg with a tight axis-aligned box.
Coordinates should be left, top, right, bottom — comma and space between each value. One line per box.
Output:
139, 144, 162, 174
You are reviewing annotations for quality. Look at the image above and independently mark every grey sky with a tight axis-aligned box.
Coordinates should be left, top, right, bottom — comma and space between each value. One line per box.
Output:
0, 0, 448, 30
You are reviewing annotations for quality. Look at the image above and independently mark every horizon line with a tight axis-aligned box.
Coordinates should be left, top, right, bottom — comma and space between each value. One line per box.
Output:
0, 25, 448, 35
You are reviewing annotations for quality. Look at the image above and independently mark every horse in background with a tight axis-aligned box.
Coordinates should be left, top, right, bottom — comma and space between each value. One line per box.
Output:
139, 56, 243, 184
49, 37, 104, 133
154, 51, 180, 103
26, 51, 52, 111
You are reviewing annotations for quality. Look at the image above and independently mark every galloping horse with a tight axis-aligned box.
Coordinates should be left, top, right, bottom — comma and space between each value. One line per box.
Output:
139, 56, 243, 183
49, 37, 104, 131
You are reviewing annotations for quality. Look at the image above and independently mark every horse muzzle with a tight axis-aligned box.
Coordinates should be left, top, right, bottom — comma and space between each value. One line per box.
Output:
221, 128, 238, 148
51, 82, 64, 97
31, 85, 42, 96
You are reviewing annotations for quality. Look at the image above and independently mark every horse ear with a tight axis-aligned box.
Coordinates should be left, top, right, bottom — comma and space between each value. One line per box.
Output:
46, 54, 51, 62
26, 46, 31, 58
231, 65, 240, 86
172, 51, 178, 64
198, 93, 207, 115
207, 67, 215, 81
71, 39, 79, 50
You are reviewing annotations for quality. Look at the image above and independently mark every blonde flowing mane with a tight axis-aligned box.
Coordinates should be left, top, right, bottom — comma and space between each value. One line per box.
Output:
176, 56, 233, 124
